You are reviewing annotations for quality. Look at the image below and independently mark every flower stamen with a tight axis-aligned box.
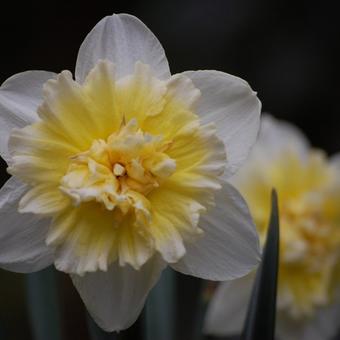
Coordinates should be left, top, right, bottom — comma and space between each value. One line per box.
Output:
113, 163, 126, 177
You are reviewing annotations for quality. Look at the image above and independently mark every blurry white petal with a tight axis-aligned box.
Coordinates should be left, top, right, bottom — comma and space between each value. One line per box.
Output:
204, 273, 254, 336
277, 301, 340, 340
171, 182, 260, 280
0, 177, 53, 272
255, 114, 309, 160
204, 273, 340, 340
182, 70, 261, 177
76, 14, 170, 83
300, 302, 340, 340
71, 256, 166, 332
0, 71, 56, 162
330, 152, 340, 172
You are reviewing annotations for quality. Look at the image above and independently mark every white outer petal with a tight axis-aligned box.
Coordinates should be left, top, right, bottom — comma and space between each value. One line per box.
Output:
330, 152, 340, 177
327, 152, 340, 189
254, 114, 309, 160
71, 256, 166, 332
0, 71, 56, 162
277, 301, 340, 340
205, 273, 340, 340
75, 14, 171, 83
230, 114, 311, 188
300, 303, 340, 340
171, 182, 260, 281
204, 272, 254, 336
181, 70, 261, 178
0, 177, 54, 272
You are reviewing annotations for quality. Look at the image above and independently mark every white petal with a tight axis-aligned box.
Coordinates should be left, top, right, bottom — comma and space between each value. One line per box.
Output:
330, 153, 340, 172
0, 71, 56, 162
182, 70, 261, 177
277, 302, 340, 340
75, 14, 170, 83
205, 274, 340, 340
204, 272, 254, 336
171, 182, 260, 280
0, 177, 54, 272
71, 256, 166, 332
254, 114, 309, 160
300, 302, 340, 340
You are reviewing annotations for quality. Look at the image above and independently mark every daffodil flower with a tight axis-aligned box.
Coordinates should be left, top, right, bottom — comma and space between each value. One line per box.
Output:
204, 115, 340, 340
0, 14, 261, 331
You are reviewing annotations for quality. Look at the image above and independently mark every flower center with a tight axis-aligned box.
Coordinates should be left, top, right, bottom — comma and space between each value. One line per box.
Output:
280, 196, 334, 265
60, 118, 176, 225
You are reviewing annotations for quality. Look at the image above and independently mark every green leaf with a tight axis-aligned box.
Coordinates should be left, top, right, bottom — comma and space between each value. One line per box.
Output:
25, 266, 63, 340
192, 280, 210, 340
143, 267, 176, 340
241, 189, 280, 340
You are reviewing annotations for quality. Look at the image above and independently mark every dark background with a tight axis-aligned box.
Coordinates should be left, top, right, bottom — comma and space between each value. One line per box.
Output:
0, 1, 339, 339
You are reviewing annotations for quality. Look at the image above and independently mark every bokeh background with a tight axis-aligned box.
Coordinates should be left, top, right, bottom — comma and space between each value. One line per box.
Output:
1, 1, 339, 339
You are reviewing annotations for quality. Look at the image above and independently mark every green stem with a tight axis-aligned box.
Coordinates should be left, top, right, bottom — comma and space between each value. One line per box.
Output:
144, 267, 176, 340
25, 266, 62, 340
193, 280, 210, 340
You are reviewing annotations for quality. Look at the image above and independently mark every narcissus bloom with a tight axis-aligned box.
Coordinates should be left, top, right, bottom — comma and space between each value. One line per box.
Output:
0, 14, 261, 331
205, 115, 340, 340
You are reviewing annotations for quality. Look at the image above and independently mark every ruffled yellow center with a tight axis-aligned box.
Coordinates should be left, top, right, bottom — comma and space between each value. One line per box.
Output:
236, 150, 340, 318
60, 118, 176, 225
8, 60, 226, 274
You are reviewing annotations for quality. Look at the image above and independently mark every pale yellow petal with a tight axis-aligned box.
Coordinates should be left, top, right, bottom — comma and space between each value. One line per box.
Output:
83, 60, 122, 136
8, 123, 78, 184
38, 71, 104, 149
19, 184, 69, 215
115, 62, 167, 122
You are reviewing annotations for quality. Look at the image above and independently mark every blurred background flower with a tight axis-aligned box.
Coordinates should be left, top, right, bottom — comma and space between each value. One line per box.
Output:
204, 115, 340, 340
1, 1, 340, 339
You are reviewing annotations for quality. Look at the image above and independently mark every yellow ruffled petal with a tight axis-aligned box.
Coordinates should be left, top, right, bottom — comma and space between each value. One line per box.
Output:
38, 71, 100, 149
8, 123, 78, 184
19, 184, 69, 215
83, 60, 122, 137
115, 62, 167, 121
49, 204, 119, 273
